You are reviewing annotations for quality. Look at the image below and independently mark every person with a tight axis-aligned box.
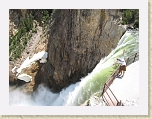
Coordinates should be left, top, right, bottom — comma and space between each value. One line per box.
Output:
114, 50, 126, 78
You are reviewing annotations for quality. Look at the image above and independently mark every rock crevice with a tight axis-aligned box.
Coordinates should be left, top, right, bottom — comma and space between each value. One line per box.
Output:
34, 9, 126, 92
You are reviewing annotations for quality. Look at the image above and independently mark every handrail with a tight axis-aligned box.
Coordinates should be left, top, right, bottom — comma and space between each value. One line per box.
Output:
101, 52, 139, 106
101, 66, 120, 96
126, 52, 139, 66
104, 83, 119, 106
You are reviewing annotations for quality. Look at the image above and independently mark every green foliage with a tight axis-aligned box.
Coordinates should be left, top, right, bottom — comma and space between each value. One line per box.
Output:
122, 10, 133, 24
134, 20, 139, 28
9, 16, 34, 60
9, 10, 52, 61
32, 29, 37, 33
121, 9, 139, 28
43, 10, 50, 22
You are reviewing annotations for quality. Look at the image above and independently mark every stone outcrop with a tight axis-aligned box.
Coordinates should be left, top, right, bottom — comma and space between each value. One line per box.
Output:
34, 9, 126, 92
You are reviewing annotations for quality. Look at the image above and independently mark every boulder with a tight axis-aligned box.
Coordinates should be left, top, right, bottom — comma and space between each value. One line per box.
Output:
17, 73, 32, 82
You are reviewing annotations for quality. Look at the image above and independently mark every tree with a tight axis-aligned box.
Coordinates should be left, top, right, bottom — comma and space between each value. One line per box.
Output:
121, 9, 139, 28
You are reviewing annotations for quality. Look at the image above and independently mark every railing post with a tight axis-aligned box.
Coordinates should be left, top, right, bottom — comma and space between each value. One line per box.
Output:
117, 100, 123, 106
126, 58, 129, 66
101, 84, 106, 96
133, 53, 137, 63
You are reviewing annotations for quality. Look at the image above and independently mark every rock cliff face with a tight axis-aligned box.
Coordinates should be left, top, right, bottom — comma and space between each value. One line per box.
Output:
34, 9, 126, 92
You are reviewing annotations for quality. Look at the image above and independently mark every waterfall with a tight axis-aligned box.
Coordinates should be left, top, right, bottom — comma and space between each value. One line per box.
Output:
64, 30, 139, 106
9, 30, 139, 106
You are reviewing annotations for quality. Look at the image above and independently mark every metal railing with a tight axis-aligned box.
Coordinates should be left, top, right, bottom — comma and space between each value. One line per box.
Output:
101, 66, 119, 96
101, 52, 139, 106
126, 52, 139, 66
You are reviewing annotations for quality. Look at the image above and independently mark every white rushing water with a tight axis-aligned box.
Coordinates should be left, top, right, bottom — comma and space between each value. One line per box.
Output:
9, 30, 139, 106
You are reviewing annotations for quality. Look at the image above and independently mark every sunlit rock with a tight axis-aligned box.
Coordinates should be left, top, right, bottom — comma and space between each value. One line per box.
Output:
11, 66, 17, 73
17, 74, 32, 82
16, 52, 48, 74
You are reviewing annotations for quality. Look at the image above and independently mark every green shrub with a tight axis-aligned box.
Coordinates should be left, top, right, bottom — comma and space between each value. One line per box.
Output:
122, 10, 133, 24
121, 9, 139, 28
134, 21, 139, 29
9, 10, 52, 61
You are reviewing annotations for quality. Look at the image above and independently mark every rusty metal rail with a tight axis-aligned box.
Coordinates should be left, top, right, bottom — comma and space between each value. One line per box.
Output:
101, 52, 139, 106
101, 66, 119, 96
102, 83, 119, 106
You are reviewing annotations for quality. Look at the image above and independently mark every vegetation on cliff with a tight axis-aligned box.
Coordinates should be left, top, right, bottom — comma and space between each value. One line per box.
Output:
9, 9, 52, 61
9, 9, 139, 61
121, 9, 139, 28
9, 16, 33, 60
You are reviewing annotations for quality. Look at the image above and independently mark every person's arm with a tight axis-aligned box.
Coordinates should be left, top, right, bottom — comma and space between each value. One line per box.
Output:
117, 58, 125, 63
122, 49, 125, 56
117, 58, 121, 61
113, 59, 120, 66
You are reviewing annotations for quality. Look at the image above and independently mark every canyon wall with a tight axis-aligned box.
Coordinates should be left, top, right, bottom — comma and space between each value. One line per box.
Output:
34, 9, 126, 92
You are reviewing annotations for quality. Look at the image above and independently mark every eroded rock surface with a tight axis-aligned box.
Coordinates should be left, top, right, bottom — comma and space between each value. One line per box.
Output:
34, 9, 126, 92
